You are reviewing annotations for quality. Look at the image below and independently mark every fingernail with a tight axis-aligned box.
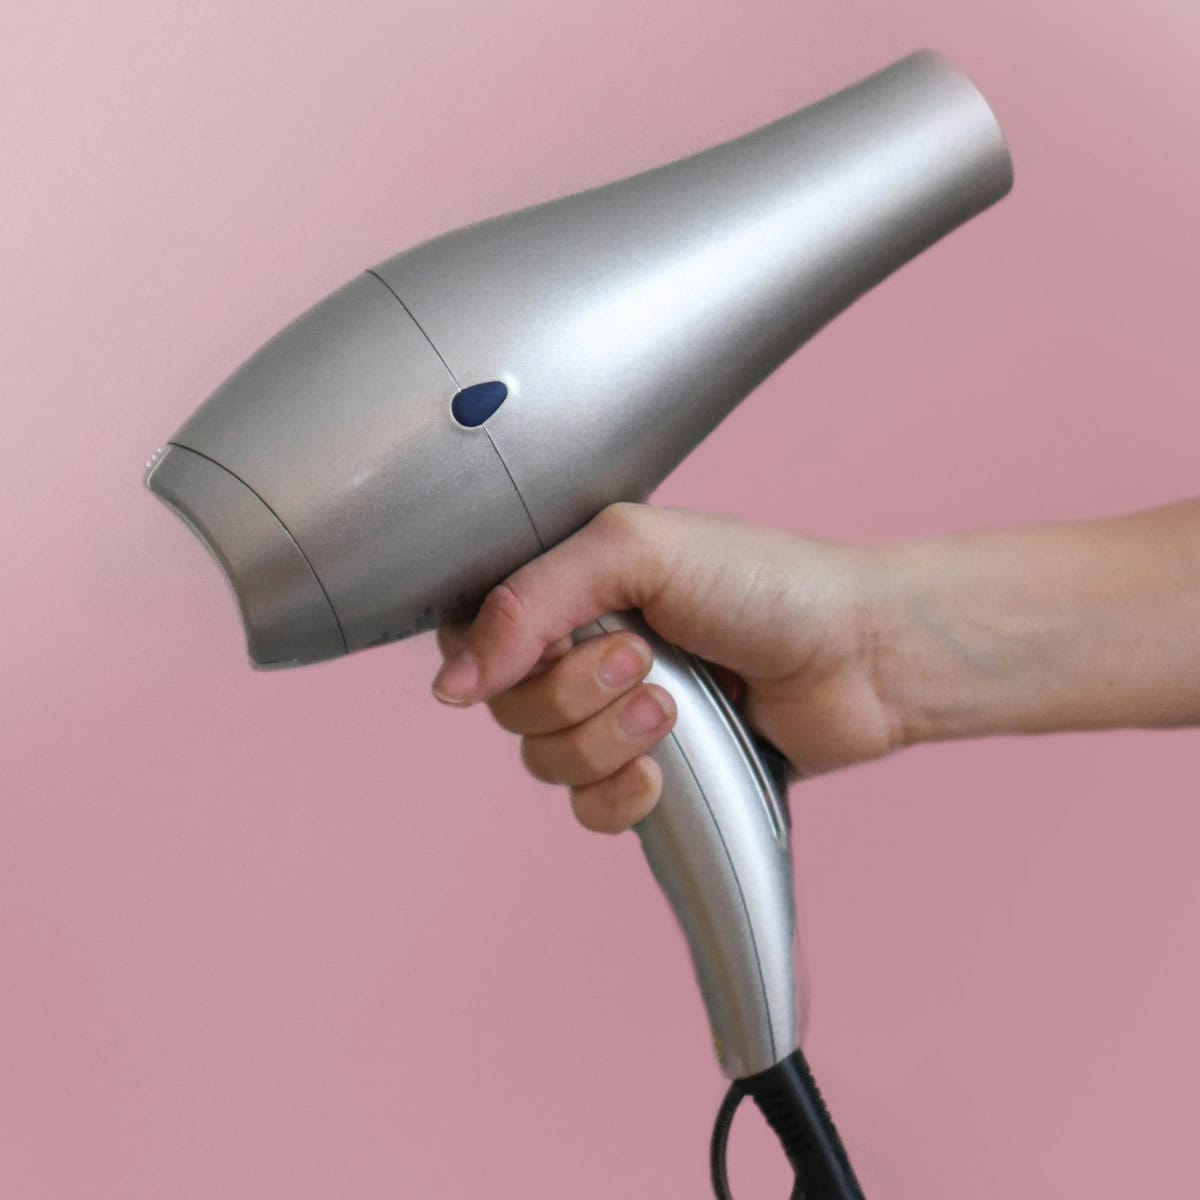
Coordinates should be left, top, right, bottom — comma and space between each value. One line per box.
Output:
432, 651, 480, 704
619, 688, 671, 737
598, 639, 650, 687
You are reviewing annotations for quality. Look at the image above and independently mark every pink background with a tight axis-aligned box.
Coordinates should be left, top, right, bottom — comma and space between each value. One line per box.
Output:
3, 2, 1199, 1196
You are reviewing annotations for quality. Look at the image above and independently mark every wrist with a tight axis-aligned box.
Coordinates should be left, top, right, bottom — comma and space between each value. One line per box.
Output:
863, 532, 1060, 748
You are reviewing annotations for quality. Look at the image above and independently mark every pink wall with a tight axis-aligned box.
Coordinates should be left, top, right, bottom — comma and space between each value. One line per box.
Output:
3, 3, 1198, 1196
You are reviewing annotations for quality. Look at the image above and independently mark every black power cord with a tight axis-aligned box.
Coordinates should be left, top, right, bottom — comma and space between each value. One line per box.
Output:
711, 1079, 804, 1200
710, 1049, 867, 1200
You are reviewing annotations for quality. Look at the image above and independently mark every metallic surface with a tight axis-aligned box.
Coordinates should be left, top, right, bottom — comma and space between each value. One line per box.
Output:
374, 50, 1012, 549
585, 613, 797, 1077
147, 50, 1013, 1078
146, 444, 346, 666
160, 273, 541, 661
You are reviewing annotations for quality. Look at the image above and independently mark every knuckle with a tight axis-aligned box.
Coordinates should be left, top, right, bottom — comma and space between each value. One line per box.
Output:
519, 737, 557, 784
540, 670, 580, 724
540, 634, 574, 666
570, 788, 625, 835
486, 695, 523, 734
573, 731, 618, 781
480, 580, 527, 633
592, 501, 644, 545
569, 758, 660, 834
589, 502, 669, 590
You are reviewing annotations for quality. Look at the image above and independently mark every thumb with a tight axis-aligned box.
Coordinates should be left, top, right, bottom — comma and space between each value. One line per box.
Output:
431, 503, 670, 705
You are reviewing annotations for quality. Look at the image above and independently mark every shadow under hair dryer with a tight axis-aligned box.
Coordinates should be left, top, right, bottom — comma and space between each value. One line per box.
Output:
146, 50, 1012, 1199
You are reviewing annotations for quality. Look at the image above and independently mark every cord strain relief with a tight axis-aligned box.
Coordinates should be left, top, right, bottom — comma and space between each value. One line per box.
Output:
737, 1049, 867, 1200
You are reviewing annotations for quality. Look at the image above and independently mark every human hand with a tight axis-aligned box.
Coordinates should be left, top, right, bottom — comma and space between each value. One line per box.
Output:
431, 497, 1200, 832
431, 503, 903, 832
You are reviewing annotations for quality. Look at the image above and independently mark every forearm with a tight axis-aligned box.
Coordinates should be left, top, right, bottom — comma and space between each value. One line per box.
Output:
874, 500, 1200, 746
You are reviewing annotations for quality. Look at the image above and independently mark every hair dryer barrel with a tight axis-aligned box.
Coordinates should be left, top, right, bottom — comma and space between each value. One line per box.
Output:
374, 48, 1014, 548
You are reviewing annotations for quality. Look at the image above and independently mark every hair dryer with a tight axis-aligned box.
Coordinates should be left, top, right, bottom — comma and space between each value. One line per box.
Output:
146, 50, 1012, 1198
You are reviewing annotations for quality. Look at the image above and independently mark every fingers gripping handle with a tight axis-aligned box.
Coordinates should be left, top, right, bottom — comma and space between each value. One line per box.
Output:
578, 612, 800, 1080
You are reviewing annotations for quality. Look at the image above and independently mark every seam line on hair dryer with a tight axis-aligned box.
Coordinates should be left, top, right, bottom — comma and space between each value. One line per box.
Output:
365, 269, 462, 388
592, 616, 779, 1065
165, 441, 349, 653
367, 267, 548, 550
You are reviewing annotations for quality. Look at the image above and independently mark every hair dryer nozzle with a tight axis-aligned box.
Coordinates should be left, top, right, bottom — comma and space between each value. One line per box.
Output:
144, 272, 542, 667
145, 444, 346, 667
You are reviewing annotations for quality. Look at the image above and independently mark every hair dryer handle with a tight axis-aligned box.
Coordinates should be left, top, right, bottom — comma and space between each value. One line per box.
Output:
578, 612, 800, 1080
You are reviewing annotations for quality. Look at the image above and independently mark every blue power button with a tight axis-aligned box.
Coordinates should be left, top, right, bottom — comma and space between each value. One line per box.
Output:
451, 381, 508, 427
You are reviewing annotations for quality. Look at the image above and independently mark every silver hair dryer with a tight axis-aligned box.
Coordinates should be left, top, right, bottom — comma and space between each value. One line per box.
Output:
147, 51, 1012, 1198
